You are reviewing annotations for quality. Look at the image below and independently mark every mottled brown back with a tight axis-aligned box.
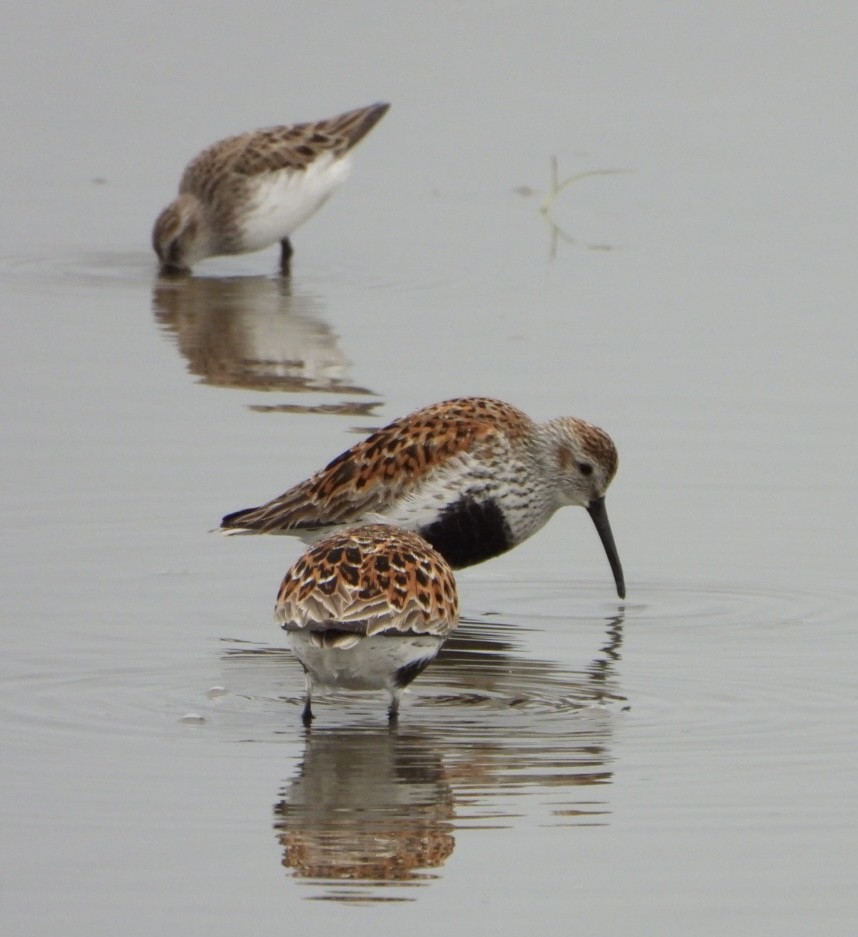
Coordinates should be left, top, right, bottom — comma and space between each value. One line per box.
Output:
223, 397, 534, 532
179, 102, 390, 199
275, 524, 458, 636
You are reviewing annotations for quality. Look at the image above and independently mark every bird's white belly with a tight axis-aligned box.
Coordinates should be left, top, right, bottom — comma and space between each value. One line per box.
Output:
289, 632, 443, 692
239, 152, 351, 250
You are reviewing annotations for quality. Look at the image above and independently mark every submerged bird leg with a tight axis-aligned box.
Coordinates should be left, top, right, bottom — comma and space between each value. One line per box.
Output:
159, 262, 190, 278
300, 671, 314, 726
387, 690, 401, 725
279, 237, 293, 275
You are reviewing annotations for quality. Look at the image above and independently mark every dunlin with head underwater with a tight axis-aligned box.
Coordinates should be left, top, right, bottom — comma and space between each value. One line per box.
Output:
221, 397, 625, 598
152, 102, 389, 275
275, 524, 459, 724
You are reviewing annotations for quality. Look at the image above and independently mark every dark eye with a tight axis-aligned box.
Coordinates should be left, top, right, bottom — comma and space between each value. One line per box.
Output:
577, 461, 593, 477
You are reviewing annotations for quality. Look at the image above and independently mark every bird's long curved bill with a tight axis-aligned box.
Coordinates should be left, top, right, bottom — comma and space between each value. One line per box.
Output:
586, 496, 625, 599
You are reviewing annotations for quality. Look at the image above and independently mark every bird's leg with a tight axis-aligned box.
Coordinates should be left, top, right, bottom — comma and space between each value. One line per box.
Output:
279, 237, 293, 276
301, 672, 314, 726
387, 690, 401, 726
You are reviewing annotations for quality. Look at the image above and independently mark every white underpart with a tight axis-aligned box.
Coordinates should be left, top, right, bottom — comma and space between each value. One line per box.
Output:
359, 454, 496, 528
222, 456, 495, 540
224, 443, 559, 542
363, 452, 558, 545
289, 632, 443, 693
239, 151, 352, 251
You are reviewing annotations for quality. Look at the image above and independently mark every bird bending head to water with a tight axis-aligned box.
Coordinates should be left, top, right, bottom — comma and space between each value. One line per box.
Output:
223, 397, 625, 598
152, 102, 389, 274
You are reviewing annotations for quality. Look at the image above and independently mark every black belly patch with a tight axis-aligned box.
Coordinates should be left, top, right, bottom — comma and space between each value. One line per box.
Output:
419, 497, 512, 569
394, 656, 435, 688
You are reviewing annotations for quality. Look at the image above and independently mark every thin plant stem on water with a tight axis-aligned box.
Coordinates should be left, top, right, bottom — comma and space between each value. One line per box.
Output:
536, 157, 629, 257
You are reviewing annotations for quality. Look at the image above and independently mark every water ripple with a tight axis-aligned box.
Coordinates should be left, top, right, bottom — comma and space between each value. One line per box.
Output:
3, 581, 852, 745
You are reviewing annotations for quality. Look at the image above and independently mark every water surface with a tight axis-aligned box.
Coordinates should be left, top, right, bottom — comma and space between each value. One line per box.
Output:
3, 3, 858, 935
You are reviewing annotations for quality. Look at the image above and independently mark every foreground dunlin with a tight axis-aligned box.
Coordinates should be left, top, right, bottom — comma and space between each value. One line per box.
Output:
275, 524, 459, 724
222, 397, 625, 598
152, 101, 389, 274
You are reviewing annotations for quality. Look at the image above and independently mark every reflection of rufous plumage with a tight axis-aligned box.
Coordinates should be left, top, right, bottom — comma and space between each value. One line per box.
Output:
222, 397, 625, 597
152, 102, 389, 273
274, 729, 454, 886
276, 525, 458, 723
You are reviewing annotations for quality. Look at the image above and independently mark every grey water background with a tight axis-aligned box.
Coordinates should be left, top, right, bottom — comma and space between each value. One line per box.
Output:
2, 3, 857, 934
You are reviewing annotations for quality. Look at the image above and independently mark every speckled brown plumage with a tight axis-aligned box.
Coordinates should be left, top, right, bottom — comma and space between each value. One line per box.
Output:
275, 524, 458, 639
180, 103, 389, 197
291, 397, 532, 520
152, 102, 389, 273
224, 398, 552, 531
220, 396, 625, 599
275, 524, 459, 723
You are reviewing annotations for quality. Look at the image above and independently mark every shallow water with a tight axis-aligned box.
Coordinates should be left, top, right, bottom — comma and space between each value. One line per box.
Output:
3, 3, 858, 935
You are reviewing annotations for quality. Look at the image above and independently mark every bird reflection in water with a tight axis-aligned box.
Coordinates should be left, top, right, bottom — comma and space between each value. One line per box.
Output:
264, 609, 625, 901
151, 274, 379, 415
274, 728, 455, 896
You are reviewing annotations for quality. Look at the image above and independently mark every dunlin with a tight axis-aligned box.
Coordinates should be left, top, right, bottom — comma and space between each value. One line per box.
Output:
222, 397, 625, 598
275, 524, 459, 724
152, 101, 389, 274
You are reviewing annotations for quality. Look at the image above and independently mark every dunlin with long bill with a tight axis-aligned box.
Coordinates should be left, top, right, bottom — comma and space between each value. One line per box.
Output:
222, 397, 625, 598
